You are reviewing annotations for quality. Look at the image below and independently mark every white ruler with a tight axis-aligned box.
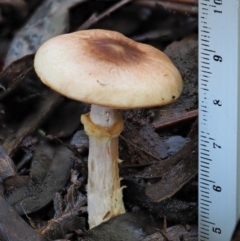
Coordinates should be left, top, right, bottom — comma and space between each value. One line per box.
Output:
198, 1, 240, 241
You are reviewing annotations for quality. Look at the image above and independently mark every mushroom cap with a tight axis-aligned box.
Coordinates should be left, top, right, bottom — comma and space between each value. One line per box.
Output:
34, 29, 182, 109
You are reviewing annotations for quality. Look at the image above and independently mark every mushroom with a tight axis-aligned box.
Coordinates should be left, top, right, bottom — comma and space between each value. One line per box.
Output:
34, 29, 183, 228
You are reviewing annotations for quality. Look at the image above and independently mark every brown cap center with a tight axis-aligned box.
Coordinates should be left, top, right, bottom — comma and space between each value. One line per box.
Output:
87, 37, 145, 65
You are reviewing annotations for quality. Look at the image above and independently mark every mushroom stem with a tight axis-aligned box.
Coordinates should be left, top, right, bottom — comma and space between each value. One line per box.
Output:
81, 105, 125, 228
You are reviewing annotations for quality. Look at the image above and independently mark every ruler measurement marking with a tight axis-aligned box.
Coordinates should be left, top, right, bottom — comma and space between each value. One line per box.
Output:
200, 51, 210, 54
202, 49, 215, 52
200, 178, 215, 183
201, 209, 210, 213
201, 71, 212, 74
200, 153, 210, 157
201, 220, 215, 225
201, 195, 210, 198
201, 225, 210, 228
201, 162, 210, 166
201, 169, 210, 173
200, 237, 209, 240
200, 140, 210, 144
201, 226, 210, 229
200, 157, 211, 161
200, 165, 210, 169
200, 185, 210, 189
200, 203, 210, 207
201, 191, 210, 194
201, 148, 209, 152
201, 228, 210, 231
201, 229, 210, 233
200, 155, 212, 161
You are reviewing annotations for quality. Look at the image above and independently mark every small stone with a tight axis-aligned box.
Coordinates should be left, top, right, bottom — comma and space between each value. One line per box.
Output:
70, 130, 89, 153
165, 135, 190, 156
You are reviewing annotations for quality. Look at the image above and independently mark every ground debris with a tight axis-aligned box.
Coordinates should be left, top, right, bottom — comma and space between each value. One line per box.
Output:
143, 224, 198, 241
0, 0, 199, 240
6, 141, 73, 215
145, 135, 197, 202
39, 178, 87, 240
121, 109, 169, 163
0, 196, 48, 241
4, 0, 87, 68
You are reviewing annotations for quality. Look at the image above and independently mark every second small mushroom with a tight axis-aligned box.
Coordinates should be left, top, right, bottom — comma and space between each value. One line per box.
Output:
34, 29, 183, 228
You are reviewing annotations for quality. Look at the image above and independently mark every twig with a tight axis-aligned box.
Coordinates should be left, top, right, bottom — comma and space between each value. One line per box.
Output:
121, 163, 153, 169
136, 0, 198, 15
78, 0, 133, 30
157, 1, 198, 15
152, 109, 198, 130
146, 0, 198, 4
120, 135, 162, 161
137, 0, 198, 5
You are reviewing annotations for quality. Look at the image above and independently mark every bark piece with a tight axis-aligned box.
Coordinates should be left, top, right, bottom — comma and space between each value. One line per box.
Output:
122, 113, 168, 163
0, 144, 16, 179
7, 142, 72, 215
4, 0, 87, 68
84, 212, 160, 241
145, 135, 198, 202
123, 177, 197, 224
143, 225, 198, 241
0, 196, 47, 241
153, 109, 198, 130
0, 54, 34, 100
